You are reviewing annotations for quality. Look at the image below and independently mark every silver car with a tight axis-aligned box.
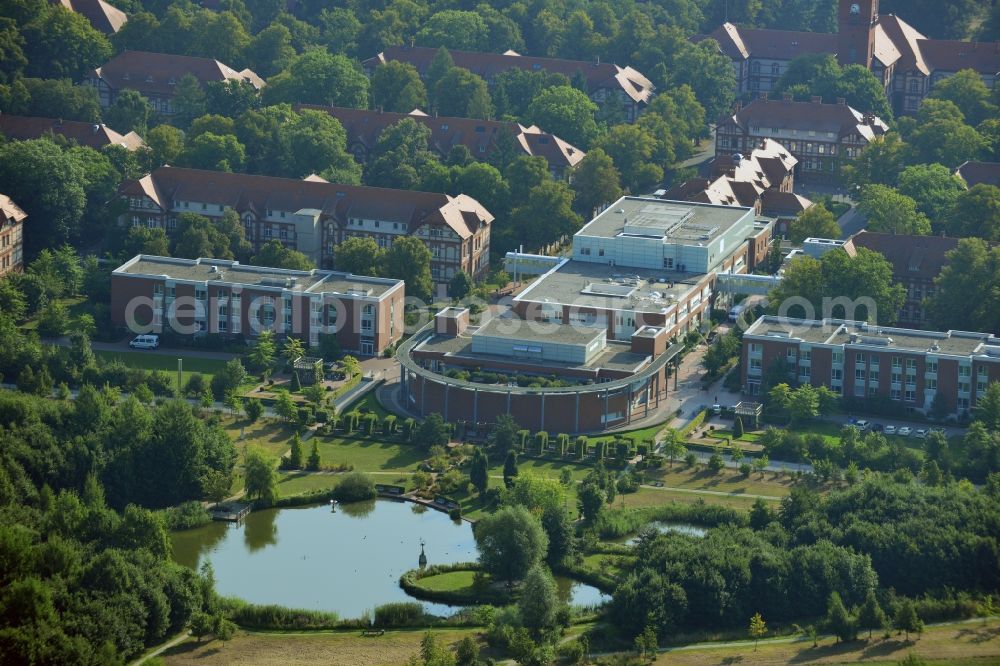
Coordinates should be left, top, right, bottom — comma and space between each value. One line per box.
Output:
898, 426, 913, 437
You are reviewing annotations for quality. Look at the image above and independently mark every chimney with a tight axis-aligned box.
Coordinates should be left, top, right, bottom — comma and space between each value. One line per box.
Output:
810, 95, 822, 103
782, 93, 793, 102
836, 97, 846, 105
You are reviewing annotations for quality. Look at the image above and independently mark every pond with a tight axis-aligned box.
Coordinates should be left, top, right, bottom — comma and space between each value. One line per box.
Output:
171, 500, 607, 619
624, 522, 707, 545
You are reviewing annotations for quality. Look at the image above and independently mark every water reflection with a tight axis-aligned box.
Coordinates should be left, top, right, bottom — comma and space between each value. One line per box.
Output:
340, 498, 377, 518
244, 507, 278, 552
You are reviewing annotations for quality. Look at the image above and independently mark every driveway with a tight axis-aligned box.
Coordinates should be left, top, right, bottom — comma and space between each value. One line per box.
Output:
48, 336, 238, 361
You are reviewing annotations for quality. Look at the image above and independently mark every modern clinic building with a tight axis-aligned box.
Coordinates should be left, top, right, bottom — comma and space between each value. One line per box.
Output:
111, 255, 405, 356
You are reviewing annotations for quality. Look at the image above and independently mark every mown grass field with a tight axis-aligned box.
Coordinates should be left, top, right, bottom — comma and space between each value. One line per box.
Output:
654, 618, 1000, 666
314, 437, 425, 473
220, 417, 298, 458
92, 349, 227, 387
414, 570, 477, 593
160, 627, 482, 666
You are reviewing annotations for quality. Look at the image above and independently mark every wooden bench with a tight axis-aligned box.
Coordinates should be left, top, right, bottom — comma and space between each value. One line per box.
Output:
362, 629, 385, 637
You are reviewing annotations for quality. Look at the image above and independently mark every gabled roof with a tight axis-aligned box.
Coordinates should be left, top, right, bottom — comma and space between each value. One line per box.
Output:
872, 23, 902, 67
955, 161, 1000, 189
364, 46, 653, 104
698, 23, 838, 62
0, 194, 27, 224
875, 14, 930, 75
296, 104, 584, 171
917, 39, 1000, 74
726, 98, 889, 139
93, 51, 265, 97
760, 191, 812, 217
0, 114, 145, 150
848, 230, 959, 281
54, 0, 127, 34
120, 167, 493, 240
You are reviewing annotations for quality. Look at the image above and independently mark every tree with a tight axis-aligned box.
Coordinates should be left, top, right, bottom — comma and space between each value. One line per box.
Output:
245, 397, 264, 422
858, 185, 932, 236
182, 132, 246, 172
248, 330, 276, 371
307, 440, 321, 471
263, 49, 368, 108
572, 148, 623, 215
668, 39, 737, 121
370, 61, 427, 113
104, 89, 152, 136
252, 240, 313, 270
474, 505, 547, 583
243, 448, 278, 503
948, 184, 1000, 241
448, 271, 472, 300
577, 480, 605, 521
518, 563, 560, 633
926, 238, 1000, 332
190, 611, 214, 642
146, 124, 186, 168
382, 236, 433, 301
288, 433, 303, 469
526, 86, 599, 149
432, 67, 492, 120
211, 358, 247, 400
490, 415, 520, 454
273, 389, 297, 423
416, 10, 488, 51
507, 180, 582, 251
975, 382, 1000, 431
0, 138, 86, 257
749, 612, 767, 651
768, 248, 905, 324
897, 163, 966, 223
22, 3, 111, 80
173, 73, 207, 128
455, 635, 479, 666
788, 385, 820, 424
909, 119, 985, 169
734, 417, 745, 439
844, 134, 908, 189
788, 204, 842, 243
37, 300, 70, 337
503, 449, 519, 489
927, 68, 996, 126
662, 431, 686, 468
893, 599, 923, 640
596, 125, 662, 194
826, 592, 857, 643
278, 110, 361, 183
413, 412, 449, 450
245, 24, 296, 78
470, 448, 489, 495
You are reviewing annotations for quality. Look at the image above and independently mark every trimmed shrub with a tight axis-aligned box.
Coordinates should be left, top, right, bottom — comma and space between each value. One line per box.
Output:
535, 431, 549, 454
517, 429, 531, 451
332, 472, 376, 503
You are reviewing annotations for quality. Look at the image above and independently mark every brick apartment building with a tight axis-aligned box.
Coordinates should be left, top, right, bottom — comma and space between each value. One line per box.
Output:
716, 97, 889, 182
698, 0, 1000, 115
363, 46, 653, 122
111, 255, 405, 355
0, 194, 26, 276
117, 166, 494, 285
88, 51, 265, 116
0, 115, 145, 151
296, 105, 585, 179
741, 316, 1000, 418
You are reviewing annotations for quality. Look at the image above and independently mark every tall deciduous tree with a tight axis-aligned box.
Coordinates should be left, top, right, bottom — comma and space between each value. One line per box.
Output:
433, 67, 492, 120
263, 49, 368, 108
858, 185, 932, 235
788, 204, 842, 243
370, 61, 427, 113
470, 448, 489, 495
474, 505, 547, 583
572, 148, 623, 216
334, 237, 384, 276
926, 238, 1000, 332
897, 163, 966, 224
251, 240, 313, 270
948, 184, 1000, 241
526, 86, 598, 149
518, 563, 560, 633
382, 236, 433, 301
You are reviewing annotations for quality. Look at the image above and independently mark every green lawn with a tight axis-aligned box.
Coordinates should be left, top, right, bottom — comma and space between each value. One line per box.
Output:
276, 472, 340, 497
347, 392, 392, 419
221, 416, 298, 458
93, 349, 227, 387
413, 570, 477, 593
315, 436, 424, 473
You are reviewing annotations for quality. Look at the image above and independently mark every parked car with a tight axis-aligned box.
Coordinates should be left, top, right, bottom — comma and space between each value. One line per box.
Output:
929, 426, 946, 436
855, 419, 871, 432
129, 334, 159, 349
915, 428, 928, 439
898, 426, 913, 437
871, 423, 884, 433
884, 425, 897, 436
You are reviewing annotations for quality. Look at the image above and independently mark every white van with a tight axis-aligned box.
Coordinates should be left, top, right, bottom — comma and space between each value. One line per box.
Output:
129, 334, 160, 349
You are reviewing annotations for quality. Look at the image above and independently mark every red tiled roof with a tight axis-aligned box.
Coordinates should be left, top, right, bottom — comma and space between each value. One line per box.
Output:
93, 51, 265, 97
917, 39, 1000, 74
0, 194, 27, 224
848, 230, 959, 281
364, 46, 653, 104
54, 0, 127, 34
121, 167, 493, 240
955, 161, 1000, 189
296, 105, 584, 171
0, 114, 145, 150
728, 98, 889, 138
